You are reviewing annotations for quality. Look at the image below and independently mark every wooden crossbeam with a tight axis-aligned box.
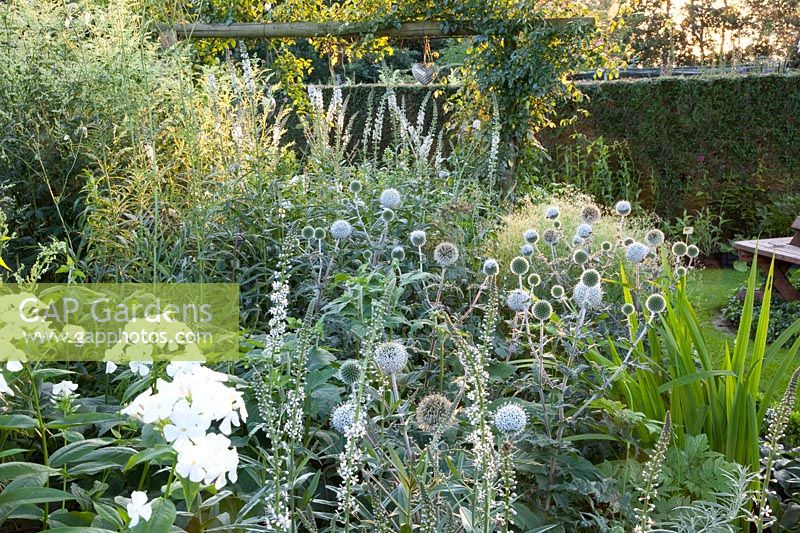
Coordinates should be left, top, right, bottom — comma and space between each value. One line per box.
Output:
157, 18, 595, 48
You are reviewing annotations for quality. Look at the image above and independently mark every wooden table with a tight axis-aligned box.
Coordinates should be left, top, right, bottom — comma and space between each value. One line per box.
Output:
733, 217, 800, 301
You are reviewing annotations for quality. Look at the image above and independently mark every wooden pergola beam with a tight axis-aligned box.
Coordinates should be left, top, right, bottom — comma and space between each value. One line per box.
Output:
157, 18, 594, 47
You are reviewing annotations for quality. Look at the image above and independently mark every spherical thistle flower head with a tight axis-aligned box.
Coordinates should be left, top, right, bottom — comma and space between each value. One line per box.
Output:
542, 228, 560, 245
615, 200, 632, 217
601, 241, 613, 252
433, 242, 459, 267
494, 403, 527, 434
483, 258, 500, 277
532, 300, 553, 322
527, 273, 541, 287
553, 220, 563, 230
626, 242, 650, 263
374, 341, 409, 375
580, 269, 601, 288
379, 188, 402, 209
331, 402, 356, 433
301, 225, 315, 240
391, 246, 406, 261
510, 256, 530, 276
550, 285, 565, 299
313, 227, 326, 241
339, 360, 362, 386
621, 302, 636, 316
623, 237, 635, 247
521, 244, 534, 257
687, 244, 700, 258
381, 209, 395, 223
349, 180, 363, 194
581, 204, 601, 225
506, 289, 532, 312
545, 206, 560, 220
672, 241, 688, 257
523, 228, 539, 244
574, 282, 604, 309
330, 220, 353, 240
646, 293, 667, 314
410, 230, 427, 248
675, 266, 688, 278
438, 170, 450, 179
573, 249, 589, 265
576, 223, 593, 239
416, 393, 454, 432
645, 229, 665, 247
572, 235, 585, 247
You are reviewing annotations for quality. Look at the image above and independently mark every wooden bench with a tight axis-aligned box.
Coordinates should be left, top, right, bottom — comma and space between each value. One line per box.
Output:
733, 216, 800, 301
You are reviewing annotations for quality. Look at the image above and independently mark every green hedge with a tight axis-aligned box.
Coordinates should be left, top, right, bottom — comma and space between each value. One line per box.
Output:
311, 75, 800, 237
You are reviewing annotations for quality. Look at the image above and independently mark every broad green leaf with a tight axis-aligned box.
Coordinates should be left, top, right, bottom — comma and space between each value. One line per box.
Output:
0, 486, 76, 507
0, 462, 57, 480
0, 414, 37, 429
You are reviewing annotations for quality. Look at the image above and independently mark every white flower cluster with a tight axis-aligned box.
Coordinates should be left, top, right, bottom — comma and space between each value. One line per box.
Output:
121, 365, 246, 489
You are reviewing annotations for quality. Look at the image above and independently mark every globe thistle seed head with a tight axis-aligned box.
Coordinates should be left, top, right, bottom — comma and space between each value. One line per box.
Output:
433, 242, 459, 267
574, 282, 604, 309
553, 220, 563, 230
330, 220, 353, 240
621, 302, 636, 316
416, 393, 454, 432
379, 188, 402, 209
339, 360, 362, 386
374, 341, 409, 375
510, 256, 530, 276
301, 225, 315, 240
581, 205, 601, 224
532, 300, 553, 322
572, 235, 585, 247
438, 170, 450, 179
523, 228, 539, 244
545, 206, 560, 220
527, 273, 541, 287
313, 227, 327, 241
542, 228, 560, 245
550, 285, 565, 299
349, 180, 363, 194
645, 229, 666, 247
687, 244, 700, 258
482, 258, 500, 277
573, 249, 589, 265
646, 293, 667, 314
601, 241, 613, 252
494, 403, 527, 434
623, 237, 635, 246
521, 244, 534, 256
672, 241, 688, 257
626, 242, 650, 263
331, 403, 356, 433
615, 200, 632, 217
381, 209, 395, 223
410, 230, 427, 247
506, 289, 532, 312
675, 266, 688, 277
576, 223, 593, 239
391, 246, 406, 261
580, 269, 601, 288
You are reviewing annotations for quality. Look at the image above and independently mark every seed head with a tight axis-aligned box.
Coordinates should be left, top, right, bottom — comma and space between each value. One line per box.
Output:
331, 403, 356, 433
532, 300, 553, 322
576, 223, 593, 239
675, 266, 688, 277
550, 285, 565, 299
621, 302, 636, 316
626, 242, 650, 263
542, 228, 560, 245
380, 188, 402, 209
301, 225, 315, 240
615, 200, 632, 217
339, 360, 362, 386
527, 273, 541, 287
433, 242, 459, 267
374, 341, 409, 375
506, 289, 532, 312
521, 244, 534, 256
581, 205, 601, 224
494, 403, 527, 434
349, 180, 363, 194
672, 242, 688, 257
580, 269, 601, 288
573, 249, 589, 265
572, 235, 584, 247
601, 241, 613, 252
391, 246, 406, 261
510, 256, 530, 276
686, 244, 700, 258
645, 294, 667, 314
523, 228, 539, 244
573, 282, 604, 309
313, 227, 326, 241
545, 206, 560, 220
410, 230, 427, 247
381, 209, 395, 223
645, 229, 665, 247
416, 393, 454, 432
330, 220, 353, 240
482, 258, 500, 277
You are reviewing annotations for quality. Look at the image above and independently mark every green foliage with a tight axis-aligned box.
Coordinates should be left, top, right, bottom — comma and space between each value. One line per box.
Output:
722, 293, 800, 344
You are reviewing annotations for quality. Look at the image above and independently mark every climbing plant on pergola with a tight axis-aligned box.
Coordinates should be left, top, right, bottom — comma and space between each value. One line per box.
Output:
158, 0, 622, 189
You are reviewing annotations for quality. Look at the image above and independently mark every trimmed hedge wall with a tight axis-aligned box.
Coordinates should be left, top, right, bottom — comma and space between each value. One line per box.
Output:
310, 75, 800, 237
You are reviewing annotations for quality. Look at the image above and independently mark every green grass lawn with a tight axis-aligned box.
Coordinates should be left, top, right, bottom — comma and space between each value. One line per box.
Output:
687, 267, 798, 395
